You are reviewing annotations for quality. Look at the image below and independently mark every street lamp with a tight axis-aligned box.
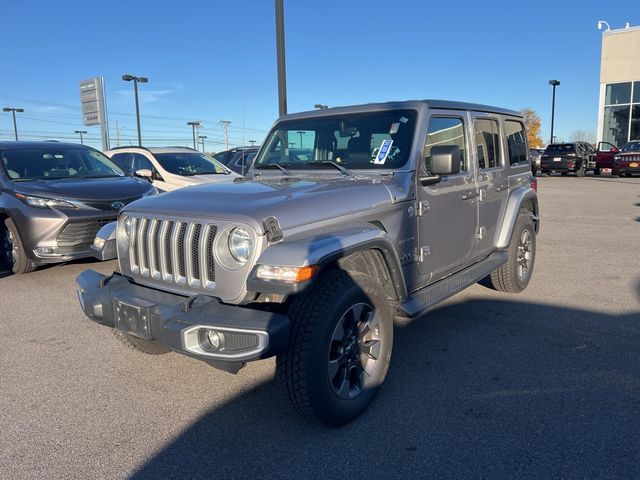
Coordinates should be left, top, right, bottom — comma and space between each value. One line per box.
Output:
314, 104, 328, 110
74, 130, 87, 145
597, 20, 611, 31
122, 74, 148, 146
297, 130, 305, 147
3, 107, 24, 141
275, 0, 287, 116
198, 135, 207, 152
187, 121, 200, 150
248, 140, 256, 146
548, 80, 560, 145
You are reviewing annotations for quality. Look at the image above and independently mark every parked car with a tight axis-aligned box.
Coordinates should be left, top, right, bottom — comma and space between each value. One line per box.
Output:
213, 147, 259, 175
612, 140, 640, 177
0, 141, 157, 274
77, 100, 539, 426
540, 142, 595, 176
594, 141, 619, 175
529, 148, 542, 175
105, 146, 239, 191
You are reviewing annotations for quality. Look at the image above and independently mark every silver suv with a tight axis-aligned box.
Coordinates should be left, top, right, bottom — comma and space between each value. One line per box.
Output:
77, 100, 539, 426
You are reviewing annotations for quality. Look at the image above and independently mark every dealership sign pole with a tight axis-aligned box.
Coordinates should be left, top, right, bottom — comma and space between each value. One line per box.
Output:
80, 77, 110, 151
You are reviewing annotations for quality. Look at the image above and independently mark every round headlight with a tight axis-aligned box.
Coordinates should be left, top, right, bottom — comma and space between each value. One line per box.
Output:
122, 217, 132, 241
228, 227, 252, 264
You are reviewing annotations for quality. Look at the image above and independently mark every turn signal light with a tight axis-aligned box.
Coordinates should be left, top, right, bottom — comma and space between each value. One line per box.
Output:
256, 264, 318, 283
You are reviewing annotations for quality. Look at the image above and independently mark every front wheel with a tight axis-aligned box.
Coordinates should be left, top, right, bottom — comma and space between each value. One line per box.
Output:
594, 168, 601, 176
2, 218, 36, 274
277, 269, 393, 427
489, 213, 536, 293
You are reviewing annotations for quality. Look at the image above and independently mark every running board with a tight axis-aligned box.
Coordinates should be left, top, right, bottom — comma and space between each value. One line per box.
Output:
399, 251, 507, 318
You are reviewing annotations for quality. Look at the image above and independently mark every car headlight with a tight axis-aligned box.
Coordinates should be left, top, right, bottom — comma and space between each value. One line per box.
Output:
15, 193, 76, 209
228, 227, 252, 264
118, 216, 132, 243
143, 187, 159, 197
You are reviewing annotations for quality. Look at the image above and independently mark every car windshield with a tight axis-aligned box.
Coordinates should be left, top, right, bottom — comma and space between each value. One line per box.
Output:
544, 144, 575, 155
153, 152, 228, 176
254, 110, 417, 171
620, 141, 640, 153
1, 147, 124, 180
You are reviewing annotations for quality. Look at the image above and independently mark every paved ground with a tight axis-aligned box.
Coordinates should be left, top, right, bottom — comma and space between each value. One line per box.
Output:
1, 175, 639, 479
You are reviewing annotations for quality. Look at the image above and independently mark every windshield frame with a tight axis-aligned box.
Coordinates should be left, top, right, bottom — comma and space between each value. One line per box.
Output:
153, 152, 231, 176
1, 147, 125, 181
253, 109, 419, 173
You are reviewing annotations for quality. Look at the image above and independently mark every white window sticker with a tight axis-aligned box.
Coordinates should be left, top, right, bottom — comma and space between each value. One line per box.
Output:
374, 139, 393, 164
390, 122, 400, 134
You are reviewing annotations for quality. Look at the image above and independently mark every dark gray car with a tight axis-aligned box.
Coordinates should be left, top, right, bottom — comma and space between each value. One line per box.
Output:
0, 142, 157, 273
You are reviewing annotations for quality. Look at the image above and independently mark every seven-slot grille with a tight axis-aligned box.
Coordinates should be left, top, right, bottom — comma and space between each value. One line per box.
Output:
128, 217, 217, 289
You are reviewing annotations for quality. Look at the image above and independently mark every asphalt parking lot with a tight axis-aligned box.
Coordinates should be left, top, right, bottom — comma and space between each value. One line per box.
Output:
1, 175, 639, 479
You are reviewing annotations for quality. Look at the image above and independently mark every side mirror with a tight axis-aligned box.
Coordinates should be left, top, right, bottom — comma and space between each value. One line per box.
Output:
610, 147, 619, 153
135, 169, 153, 180
431, 145, 461, 175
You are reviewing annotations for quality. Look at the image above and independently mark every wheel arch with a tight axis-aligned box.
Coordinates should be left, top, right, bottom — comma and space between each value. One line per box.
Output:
495, 187, 539, 249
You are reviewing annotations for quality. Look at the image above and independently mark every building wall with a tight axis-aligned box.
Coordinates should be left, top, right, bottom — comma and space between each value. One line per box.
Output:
597, 27, 640, 145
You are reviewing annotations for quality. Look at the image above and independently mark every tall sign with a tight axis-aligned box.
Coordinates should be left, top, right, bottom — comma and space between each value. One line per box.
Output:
80, 77, 110, 151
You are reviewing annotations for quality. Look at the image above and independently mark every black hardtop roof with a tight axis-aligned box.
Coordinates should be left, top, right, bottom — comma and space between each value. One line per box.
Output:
281, 99, 521, 122
0, 141, 90, 150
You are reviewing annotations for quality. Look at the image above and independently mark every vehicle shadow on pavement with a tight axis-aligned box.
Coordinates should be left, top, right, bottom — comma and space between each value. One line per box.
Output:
130, 285, 640, 480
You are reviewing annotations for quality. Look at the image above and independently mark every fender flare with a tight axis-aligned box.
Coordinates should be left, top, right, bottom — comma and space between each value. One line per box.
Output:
247, 224, 407, 300
495, 187, 539, 249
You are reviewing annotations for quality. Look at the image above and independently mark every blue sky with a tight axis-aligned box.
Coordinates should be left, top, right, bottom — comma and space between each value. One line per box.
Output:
0, 0, 637, 150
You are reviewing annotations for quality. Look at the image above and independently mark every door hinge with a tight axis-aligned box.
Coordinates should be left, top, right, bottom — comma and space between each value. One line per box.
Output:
416, 246, 431, 262
417, 201, 430, 216
475, 226, 486, 239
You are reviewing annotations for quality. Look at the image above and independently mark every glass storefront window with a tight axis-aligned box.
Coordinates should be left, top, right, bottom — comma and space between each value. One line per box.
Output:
605, 82, 632, 105
603, 105, 630, 147
631, 105, 640, 141
634, 82, 640, 104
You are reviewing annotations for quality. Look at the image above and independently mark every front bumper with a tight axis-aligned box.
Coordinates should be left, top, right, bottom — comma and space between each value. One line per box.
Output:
76, 269, 289, 372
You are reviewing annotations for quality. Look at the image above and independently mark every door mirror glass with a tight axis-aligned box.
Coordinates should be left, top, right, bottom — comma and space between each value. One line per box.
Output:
430, 145, 461, 175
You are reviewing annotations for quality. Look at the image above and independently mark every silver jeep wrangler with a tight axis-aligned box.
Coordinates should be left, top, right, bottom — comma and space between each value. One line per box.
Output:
77, 100, 539, 426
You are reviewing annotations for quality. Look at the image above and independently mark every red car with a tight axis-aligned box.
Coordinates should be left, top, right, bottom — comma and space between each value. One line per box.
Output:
594, 141, 619, 175
612, 141, 640, 177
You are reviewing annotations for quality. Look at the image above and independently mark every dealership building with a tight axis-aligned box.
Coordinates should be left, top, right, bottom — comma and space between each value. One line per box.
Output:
597, 25, 640, 146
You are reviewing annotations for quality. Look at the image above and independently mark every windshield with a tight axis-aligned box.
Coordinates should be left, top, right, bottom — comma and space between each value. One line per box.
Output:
621, 141, 640, 153
153, 152, 228, 176
254, 110, 417, 171
1, 147, 124, 180
544, 144, 575, 155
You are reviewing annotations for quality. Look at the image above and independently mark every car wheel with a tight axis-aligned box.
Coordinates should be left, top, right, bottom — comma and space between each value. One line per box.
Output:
277, 269, 393, 427
561, 172, 568, 176
2, 218, 36, 274
112, 329, 171, 355
625, 174, 632, 177
489, 212, 536, 293
594, 168, 601, 176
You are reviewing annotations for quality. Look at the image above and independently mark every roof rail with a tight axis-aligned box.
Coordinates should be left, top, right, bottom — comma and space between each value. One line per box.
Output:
106, 145, 154, 152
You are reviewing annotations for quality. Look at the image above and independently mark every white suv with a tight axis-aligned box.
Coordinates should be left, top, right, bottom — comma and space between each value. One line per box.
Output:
104, 146, 240, 192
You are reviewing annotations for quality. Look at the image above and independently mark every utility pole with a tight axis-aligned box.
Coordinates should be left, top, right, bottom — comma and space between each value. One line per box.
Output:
187, 121, 201, 150
220, 120, 231, 151
3, 107, 24, 141
548, 80, 560, 144
297, 130, 305, 147
122, 74, 149, 146
74, 130, 87, 145
115, 120, 121, 147
275, 0, 287, 116
198, 135, 207, 152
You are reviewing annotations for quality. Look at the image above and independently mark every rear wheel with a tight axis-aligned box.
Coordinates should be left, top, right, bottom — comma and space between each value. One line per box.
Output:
2, 218, 36, 274
112, 329, 171, 355
594, 168, 601, 176
277, 269, 393, 427
489, 213, 536, 293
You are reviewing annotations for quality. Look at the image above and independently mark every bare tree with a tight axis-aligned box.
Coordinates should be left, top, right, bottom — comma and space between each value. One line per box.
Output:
569, 129, 596, 145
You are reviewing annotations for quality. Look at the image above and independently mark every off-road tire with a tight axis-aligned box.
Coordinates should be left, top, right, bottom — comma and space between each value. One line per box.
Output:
2, 218, 36, 274
489, 213, 536, 293
112, 329, 171, 355
277, 269, 393, 427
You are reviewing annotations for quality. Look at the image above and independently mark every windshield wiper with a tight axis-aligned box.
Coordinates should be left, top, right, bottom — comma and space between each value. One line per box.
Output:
255, 163, 290, 176
307, 161, 353, 176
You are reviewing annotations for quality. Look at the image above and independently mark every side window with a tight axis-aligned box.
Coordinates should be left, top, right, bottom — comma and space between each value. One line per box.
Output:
474, 118, 501, 170
110, 153, 132, 173
131, 153, 153, 172
505, 120, 528, 165
424, 116, 466, 174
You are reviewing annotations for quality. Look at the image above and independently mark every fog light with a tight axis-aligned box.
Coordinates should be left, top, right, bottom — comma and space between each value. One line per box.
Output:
206, 329, 224, 350
93, 237, 106, 249
35, 247, 58, 256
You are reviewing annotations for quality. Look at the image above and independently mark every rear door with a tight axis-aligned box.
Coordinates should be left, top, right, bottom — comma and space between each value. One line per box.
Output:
472, 113, 508, 256
417, 112, 478, 281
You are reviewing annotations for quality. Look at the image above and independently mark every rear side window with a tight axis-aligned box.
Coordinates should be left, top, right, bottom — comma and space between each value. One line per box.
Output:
505, 120, 528, 165
424, 116, 467, 174
474, 118, 501, 169
544, 144, 575, 155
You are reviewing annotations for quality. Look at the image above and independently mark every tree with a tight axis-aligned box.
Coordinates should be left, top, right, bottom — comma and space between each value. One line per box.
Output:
569, 129, 596, 145
520, 108, 544, 148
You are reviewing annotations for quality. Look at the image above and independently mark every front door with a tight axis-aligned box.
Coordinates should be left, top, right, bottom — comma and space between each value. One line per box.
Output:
472, 113, 509, 256
417, 113, 478, 281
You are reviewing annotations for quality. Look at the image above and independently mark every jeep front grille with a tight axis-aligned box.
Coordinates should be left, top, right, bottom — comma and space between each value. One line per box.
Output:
128, 217, 217, 289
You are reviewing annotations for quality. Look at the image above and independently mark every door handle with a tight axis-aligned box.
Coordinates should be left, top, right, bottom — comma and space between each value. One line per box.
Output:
460, 191, 479, 200
495, 183, 508, 192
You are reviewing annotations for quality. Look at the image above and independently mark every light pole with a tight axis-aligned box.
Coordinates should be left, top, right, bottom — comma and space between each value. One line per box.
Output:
297, 130, 305, 147
249, 140, 256, 146
548, 79, 560, 145
198, 135, 207, 152
314, 104, 328, 110
3, 107, 24, 141
187, 121, 200, 150
122, 74, 148, 146
275, 0, 287, 116
74, 130, 87, 145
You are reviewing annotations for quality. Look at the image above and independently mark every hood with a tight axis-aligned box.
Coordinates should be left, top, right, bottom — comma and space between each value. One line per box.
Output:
125, 175, 397, 231
12, 176, 154, 202
168, 172, 240, 187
